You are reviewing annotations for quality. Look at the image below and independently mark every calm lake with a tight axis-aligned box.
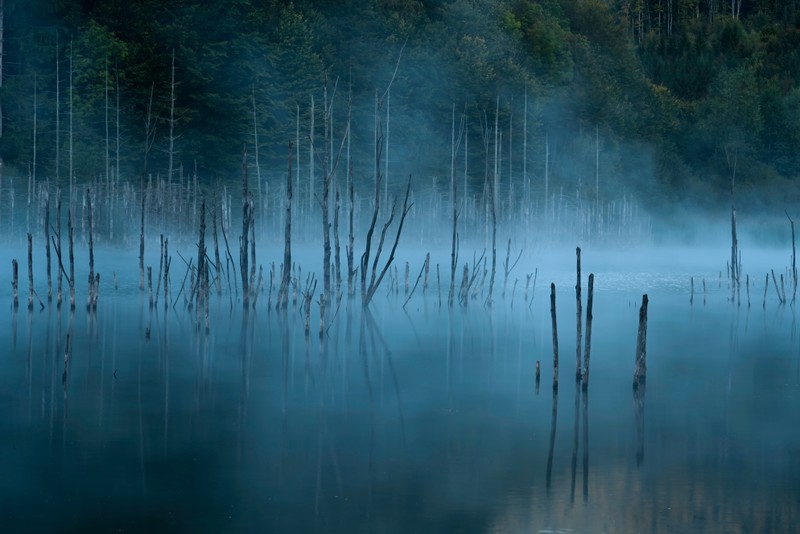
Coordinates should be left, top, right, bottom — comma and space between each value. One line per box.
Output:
1, 244, 799, 533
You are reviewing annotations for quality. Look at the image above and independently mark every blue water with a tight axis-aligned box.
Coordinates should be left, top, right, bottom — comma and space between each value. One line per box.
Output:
1, 246, 799, 534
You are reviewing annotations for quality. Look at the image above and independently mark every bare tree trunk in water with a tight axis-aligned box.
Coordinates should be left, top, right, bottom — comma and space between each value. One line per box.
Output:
277, 144, 293, 309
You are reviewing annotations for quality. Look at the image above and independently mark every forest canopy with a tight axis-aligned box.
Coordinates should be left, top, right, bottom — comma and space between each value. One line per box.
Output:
2, 0, 800, 212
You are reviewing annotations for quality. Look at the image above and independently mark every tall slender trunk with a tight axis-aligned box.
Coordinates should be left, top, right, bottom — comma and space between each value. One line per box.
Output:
523, 85, 528, 204
449, 104, 458, 307
116, 68, 120, 185
575, 247, 582, 380
69, 42, 73, 205
167, 49, 176, 195
32, 74, 37, 210
544, 133, 549, 221
384, 88, 390, 208
241, 146, 251, 307
309, 95, 315, 212
252, 89, 262, 215
105, 57, 110, 186
45, 191, 51, 301
278, 145, 293, 309
0, 0, 4, 167
140, 83, 155, 292
55, 41, 59, 185
296, 104, 300, 213
56, 187, 62, 307
322, 79, 331, 305
463, 107, 468, 236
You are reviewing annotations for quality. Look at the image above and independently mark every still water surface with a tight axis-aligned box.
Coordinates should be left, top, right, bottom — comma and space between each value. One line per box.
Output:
1, 250, 799, 533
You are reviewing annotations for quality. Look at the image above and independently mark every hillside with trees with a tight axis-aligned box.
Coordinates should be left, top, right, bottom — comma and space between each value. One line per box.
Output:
1, 0, 799, 215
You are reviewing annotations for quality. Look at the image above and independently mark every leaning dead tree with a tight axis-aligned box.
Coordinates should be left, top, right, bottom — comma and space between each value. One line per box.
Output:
358, 45, 410, 308
360, 173, 413, 307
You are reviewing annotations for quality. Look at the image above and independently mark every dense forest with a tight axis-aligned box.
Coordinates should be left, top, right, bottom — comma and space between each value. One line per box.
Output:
1, 0, 799, 214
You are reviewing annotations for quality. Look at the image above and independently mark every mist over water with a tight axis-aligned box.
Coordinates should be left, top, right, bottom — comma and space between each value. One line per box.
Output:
1, 174, 800, 533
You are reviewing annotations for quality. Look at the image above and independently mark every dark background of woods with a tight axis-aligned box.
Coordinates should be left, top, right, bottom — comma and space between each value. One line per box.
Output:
2, 0, 799, 215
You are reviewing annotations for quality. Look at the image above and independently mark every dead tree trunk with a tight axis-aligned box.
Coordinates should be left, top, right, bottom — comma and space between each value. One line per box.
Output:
277, 143, 293, 309
140, 83, 155, 292
197, 199, 206, 312
44, 190, 51, 301
213, 203, 222, 295
240, 146, 251, 307
361, 175, 413, 307
321, 79, 331, 308
487, 170, 497, 306
729, 150, 739, 301
334, 188, 341, 298
582, 273, 594, 391
12, 258, 18, 308
163, 237, 169, 308
27, 233, 34, 310
86, 188, 95, 310
320, 74, 351, 308
448, 104, 463, 307
359, 45, 405, 306
575, 246, 582, 381
68, 208, 75, 310
55, 187, 62, 307
788, 211, 797, 303
347, 162, 356, 296
633, 294, 649, 389
550, 282, 559, 391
